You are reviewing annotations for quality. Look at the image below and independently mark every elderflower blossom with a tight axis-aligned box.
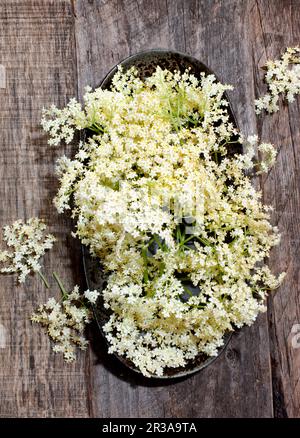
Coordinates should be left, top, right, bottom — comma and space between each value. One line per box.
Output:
241, 135, 277, 174
0, 218, 56, 283
84, 289, 100, 304
42, 66, 285, 377
31, 284, 99, 362
255, 46, 300, 114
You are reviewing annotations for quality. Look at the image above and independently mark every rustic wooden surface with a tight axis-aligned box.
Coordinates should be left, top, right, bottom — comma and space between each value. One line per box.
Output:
0, 0, 299, 418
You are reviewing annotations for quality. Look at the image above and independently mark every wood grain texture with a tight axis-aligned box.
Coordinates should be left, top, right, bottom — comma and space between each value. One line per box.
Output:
0, 0, 90, 418
250, 0, 300, 418
0, 0, 299, 418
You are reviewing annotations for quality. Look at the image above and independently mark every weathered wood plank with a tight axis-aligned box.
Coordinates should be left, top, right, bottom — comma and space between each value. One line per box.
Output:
251, 0, 300, 418
74, 0, 274, 418
1, 0, 299, 418
0, 0, 90, 417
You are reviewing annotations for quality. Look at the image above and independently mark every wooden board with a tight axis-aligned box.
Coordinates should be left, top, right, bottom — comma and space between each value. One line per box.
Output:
0, 0, 89, 418
0, 0, 299, 417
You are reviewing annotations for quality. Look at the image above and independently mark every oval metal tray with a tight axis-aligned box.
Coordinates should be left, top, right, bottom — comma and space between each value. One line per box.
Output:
83, 49, 239, 379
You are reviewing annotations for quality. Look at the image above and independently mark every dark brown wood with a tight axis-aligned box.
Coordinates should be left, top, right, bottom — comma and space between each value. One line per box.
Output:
0, 0, 299, 418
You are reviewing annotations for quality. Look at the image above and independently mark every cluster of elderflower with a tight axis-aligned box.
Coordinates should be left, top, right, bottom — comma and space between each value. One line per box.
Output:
31, 278, 99, 362
242, 135, 277, 174
42, 66, 285, 376
0, 218, 56, 283
41, 99, 85, 146
255, 47, 300, 114
0, 218, 96, 362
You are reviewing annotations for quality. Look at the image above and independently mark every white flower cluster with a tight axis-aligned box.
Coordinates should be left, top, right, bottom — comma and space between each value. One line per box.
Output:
0, 218, 56, 283
242, 135, 277, 174
255, 47, 300, 114
42, 66, 285, 376
31, 285, 99, 362
41, 99, 85, 146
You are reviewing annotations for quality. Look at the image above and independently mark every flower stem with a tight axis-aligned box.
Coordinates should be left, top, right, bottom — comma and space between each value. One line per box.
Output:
53, 272, 68, 300
37, 270, 50, 289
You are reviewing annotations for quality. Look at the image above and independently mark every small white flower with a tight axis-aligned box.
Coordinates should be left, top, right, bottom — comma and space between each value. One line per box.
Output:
84, 289, 100, 304
31, 281, 94, 362
256, 47, 300, 114
0, 218, 55, 283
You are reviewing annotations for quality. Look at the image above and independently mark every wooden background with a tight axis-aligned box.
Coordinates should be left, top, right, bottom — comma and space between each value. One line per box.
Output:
0, 0, 300, 418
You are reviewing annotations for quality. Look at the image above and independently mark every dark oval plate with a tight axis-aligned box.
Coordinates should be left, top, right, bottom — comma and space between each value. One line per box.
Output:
83, 49, 238, 379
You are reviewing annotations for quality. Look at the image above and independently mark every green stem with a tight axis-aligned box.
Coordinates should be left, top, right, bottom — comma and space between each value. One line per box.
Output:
141, 246, 148, 261
184, 234, 195, 243
37, 270, 50, 289
53, 272, 68, 300
220, 139, 240, 148
93, 122, 104, 132
195, 236, 211, 246
143, 269, 149, 284
88, 123, 104, 135
187, 116, 198, 125
194, 303, 206, 309
182, 285, 193, 297
153, 234, 165, 250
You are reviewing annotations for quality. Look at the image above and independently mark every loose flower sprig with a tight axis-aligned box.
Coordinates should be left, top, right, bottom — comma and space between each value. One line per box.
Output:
242, 135, 277, 174
0, 218, 56, 285
255, 46, 300, 114
42, 66, 285, 376
31, 272, 99, 362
